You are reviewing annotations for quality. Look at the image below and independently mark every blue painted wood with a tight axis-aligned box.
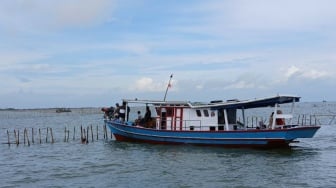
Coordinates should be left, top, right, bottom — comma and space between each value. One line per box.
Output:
106, 120, 320, 148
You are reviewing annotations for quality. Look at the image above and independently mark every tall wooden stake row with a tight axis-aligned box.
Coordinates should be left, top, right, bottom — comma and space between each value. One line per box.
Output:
3, 124, 108, 146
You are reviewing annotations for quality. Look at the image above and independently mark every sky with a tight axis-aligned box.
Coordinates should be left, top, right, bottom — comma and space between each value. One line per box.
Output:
1, 0, 336, 108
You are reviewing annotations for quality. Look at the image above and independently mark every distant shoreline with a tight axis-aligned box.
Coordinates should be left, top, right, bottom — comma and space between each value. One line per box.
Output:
1, 101, 335, 111
0, 107, 101, 111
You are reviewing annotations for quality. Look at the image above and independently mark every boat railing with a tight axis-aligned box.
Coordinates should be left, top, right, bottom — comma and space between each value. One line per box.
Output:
242, 114, 319, 128
240, 116, 267, 129
312, 114, 336, 125
156, 118, 219, 131
296, 114, 318, 126
151, 114, 319, 131
156, 119, 244, 131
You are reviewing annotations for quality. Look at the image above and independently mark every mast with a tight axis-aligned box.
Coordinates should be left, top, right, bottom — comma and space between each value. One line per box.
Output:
163, 74, 173, 101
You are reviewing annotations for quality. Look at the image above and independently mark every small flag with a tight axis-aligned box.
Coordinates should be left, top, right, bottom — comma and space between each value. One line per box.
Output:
168, 74, 173, 88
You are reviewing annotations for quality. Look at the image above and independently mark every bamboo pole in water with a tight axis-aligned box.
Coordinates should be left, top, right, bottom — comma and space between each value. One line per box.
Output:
103, 125, 106, 139
7, 130, 10, 146
14, 130, 18, 146
86, 126, 89, 144
64, 127, 67, 142
105, 125, 108, 140
67, 129, 69, 142
83, 127, 85, 143
91, 125, 93, 142
50, 128, 54, 144
26, 128, 30, 146
105, 123, 108, 139
46, 128, 49, 143
39, 128, 42, 144
73, 126, 76, 141
17, 129, 20, 146
32, 128, 34, 144
83, 129, 86, 144
24, 128, 26, 145
96, 125, 98, 141
104, 125, 107, 140
80, 125, 83, 141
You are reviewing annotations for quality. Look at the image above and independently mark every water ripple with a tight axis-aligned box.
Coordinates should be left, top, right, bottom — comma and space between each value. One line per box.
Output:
1, 106, 336, 187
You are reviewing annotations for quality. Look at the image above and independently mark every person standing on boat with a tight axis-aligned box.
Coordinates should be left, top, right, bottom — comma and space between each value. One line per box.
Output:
119, 102, 126, 122
101, 106, 114, 120
135, 111, 142, 124
114, 103, 120, 119
126, 105, 130, 121
137, 111, 142, 120
275, 110, 285, 126
144, 106, 152, 123
268, 110, 285, 128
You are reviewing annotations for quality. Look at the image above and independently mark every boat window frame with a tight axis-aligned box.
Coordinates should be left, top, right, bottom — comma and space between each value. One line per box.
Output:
196, 109, 202, 117
166, 107, 174, 117
203, 109, 209, 117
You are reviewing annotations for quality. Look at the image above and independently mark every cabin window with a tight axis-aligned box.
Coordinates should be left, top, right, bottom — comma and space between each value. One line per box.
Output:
218, 109, 225, 124
203, 110, 209, 117
196, 110, 202, 117
211, 111, 215, 117
227, 109, 237, 124
167, 108, 174, 116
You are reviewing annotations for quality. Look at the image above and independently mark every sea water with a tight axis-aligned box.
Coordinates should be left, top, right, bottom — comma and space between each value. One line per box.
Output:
0, 103, 336, 188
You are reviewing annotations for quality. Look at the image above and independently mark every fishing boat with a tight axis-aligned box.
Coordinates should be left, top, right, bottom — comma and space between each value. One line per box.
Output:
105, 95, 320, 148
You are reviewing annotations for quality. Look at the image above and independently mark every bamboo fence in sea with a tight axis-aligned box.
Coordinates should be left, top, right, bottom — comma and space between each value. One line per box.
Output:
1, 124, 112, 147
2, 114, 336, 147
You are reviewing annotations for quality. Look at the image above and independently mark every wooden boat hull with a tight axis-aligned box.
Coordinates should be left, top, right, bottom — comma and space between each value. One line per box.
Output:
106, 120, 320, 148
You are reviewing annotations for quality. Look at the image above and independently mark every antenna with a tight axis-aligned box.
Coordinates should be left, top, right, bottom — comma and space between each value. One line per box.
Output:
163, 74, 173, 101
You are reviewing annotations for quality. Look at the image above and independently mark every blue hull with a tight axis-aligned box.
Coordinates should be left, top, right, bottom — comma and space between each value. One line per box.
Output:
106, 120, 320, 148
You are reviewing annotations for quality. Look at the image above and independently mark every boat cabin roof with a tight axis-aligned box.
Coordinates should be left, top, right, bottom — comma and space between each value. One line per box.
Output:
123, 95, 300, 110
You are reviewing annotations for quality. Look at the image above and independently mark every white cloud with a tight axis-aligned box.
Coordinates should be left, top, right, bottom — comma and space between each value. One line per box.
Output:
191, 0, 336, 33
114, 43, 150, 56
129, 77, 177, 92
227, 81, 255, 90
196, 84, 204, 90
54, 0, 115, 27
301, 69, 329, 80
0, 0, 116, 33
131, 77, 164, 92
282, 65, 330, 82
0, 51, 50, 70
285, 65, 300, 79
227, 0, 335, 30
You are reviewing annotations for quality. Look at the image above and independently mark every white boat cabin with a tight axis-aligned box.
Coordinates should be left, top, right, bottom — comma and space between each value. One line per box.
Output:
122, 95, 300, 131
